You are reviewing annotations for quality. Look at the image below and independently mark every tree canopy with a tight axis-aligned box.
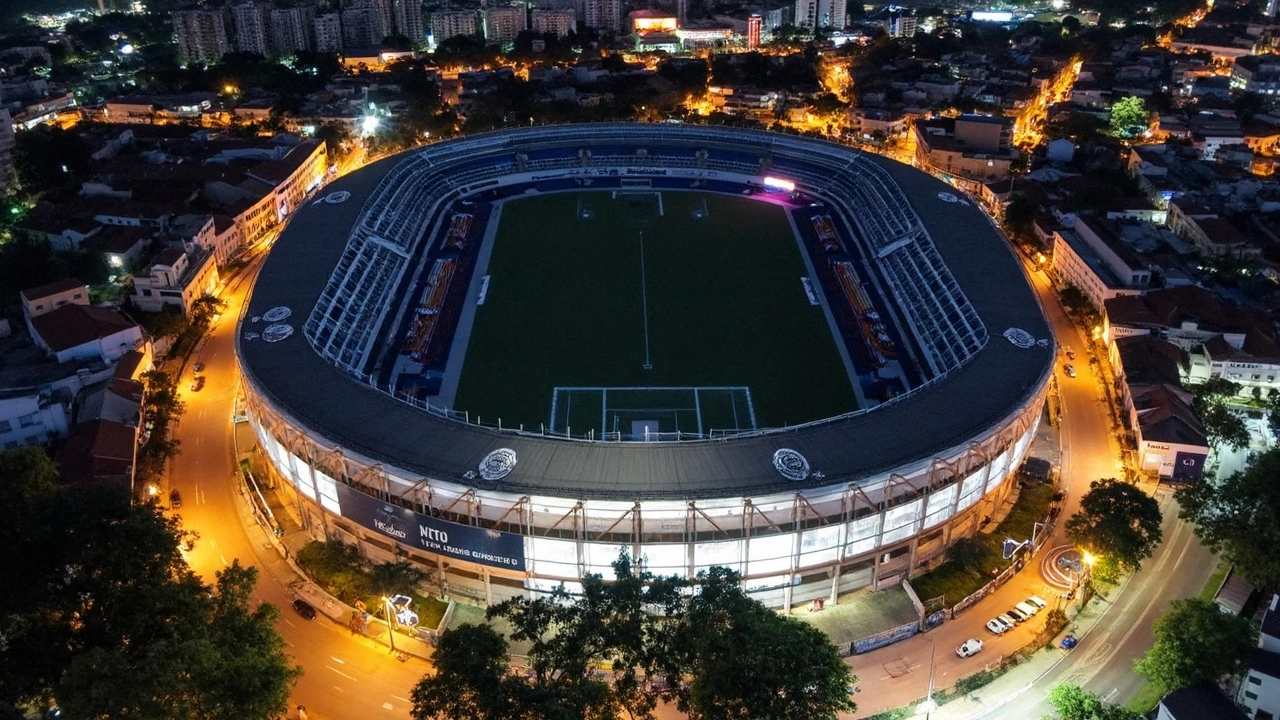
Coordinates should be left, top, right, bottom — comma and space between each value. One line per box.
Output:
1134, 598, 1255, 692
1109, 96, 1149, 137
1177, 447, 1280, 590
1065, 478, 1163, 582
411, 554, 856, 720
1048, 683, 1140, 720
1189, 377, 1249, 451
0, 449, 300, 715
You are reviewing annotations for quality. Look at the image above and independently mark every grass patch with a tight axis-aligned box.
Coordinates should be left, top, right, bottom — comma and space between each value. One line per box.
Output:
454, 191, 856, 431
296, 540, 447, 629
1198, 560, 1229, 602
1124, 681, 1165, 714
910, 482, 1056, 605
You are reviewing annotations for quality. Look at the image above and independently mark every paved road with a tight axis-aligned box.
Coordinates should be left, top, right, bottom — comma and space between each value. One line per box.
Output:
169, 251, 427, 720
998, 498, 1215, 718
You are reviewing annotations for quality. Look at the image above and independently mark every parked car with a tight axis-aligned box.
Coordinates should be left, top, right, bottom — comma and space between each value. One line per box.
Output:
986, 617, 1011, 635
1015, 601, 1041, 617
1027, 595, 1049, 610
997, 613, 1020, 628
1064, 364, 1076, 378
169, 489, 182, 509
1065, 350, 1076, 361
1006, 606, 1030, 623
956, 638, 984, 658
1061, 634, 1078, 650
192, 361, 205, 373
292, 599, 317, 620
190, 376, 205, 392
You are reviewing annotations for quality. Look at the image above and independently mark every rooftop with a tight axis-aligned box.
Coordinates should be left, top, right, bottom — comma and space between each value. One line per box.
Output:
239, 125, 1053, 499
21, 277, 87, 303
30, 305, 137, 353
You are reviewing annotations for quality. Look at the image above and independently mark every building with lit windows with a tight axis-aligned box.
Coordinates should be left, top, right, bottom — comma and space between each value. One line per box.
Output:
172, 10, 230, 66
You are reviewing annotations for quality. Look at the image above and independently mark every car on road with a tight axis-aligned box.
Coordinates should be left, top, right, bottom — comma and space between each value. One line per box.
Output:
1027, 595, 1048, 610
192, 361, 205, 373
169, 489, 182, 508
292, 599, 317, 620
1066, 350, 1076, 361
986, 617, 1011, 635
997, 613, 1020, 628
1006, 606, 1030, 623
956, 638, 983, 658
190, 376, 205, 392
1064, 364, 1077, 378
1016, 601, 1041, 617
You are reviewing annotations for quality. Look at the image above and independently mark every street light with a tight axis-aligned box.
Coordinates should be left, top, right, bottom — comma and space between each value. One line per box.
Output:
917, 637, 938, 719
381, 596, 396, 654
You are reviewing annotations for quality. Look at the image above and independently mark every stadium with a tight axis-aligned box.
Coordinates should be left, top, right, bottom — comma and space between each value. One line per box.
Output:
237, 123, 1054, 610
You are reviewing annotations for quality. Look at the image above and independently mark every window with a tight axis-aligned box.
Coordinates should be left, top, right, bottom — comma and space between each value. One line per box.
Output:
1249, 676, 1262, 685
1245, 690, 1258, 700
18, 413, 39, 429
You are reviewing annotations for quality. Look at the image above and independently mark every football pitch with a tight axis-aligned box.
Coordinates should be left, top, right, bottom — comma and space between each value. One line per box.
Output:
451, 190, 856, 436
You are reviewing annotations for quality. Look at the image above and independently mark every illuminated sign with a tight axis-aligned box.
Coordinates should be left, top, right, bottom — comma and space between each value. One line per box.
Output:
971, 10, 1014, 21
762, 176, 796, 192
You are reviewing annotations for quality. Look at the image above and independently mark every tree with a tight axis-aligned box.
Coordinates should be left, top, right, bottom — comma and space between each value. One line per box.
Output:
0, 445, 59, 505
1047, 683, 1141, 720
1190, 377, 1250, 450
410, 624, 521, 720
416, 554, 856, 720
1065, 479, 1163, 580
0, 465, 299, 715
1134, 598, 1255, 692
658, 567, 857, 720
1109, 96, 1148, 137
13, 125, 92, 193
1048, 684, 1102, 720
1177, 447, 1280, 589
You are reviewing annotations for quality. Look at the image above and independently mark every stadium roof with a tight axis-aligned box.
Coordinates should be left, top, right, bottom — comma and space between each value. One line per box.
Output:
240, 125, 1053, 500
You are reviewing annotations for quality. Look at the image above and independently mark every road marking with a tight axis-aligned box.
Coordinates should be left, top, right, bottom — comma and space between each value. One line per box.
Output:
383, 703, 394, 710
391, 696, 411, 704
1102, 688, 1118, 703
327, 666, 357, 681
333, 685, 344, 692
220, 554, 229, 566
331, 657, 345, 664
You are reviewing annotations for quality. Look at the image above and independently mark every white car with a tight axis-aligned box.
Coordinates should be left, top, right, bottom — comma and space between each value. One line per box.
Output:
997, 612, 1020, 628
1064, 364, 1077, 378
1027, 595, 1049, 610
1016, 601, 1040, 617
956, 638, 984, 658
986, 618, 1011, 635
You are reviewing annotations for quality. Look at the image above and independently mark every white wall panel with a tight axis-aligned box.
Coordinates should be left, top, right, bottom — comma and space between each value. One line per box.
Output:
694, 539, 742, 573
923, 484, 957, 529
798, 525, 841, 568
882, 499, 922, 545
747, 534, 793, 577
846, 515, 880, 557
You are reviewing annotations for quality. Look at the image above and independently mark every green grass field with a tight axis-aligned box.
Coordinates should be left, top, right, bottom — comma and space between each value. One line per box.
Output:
451, 190, 856, 435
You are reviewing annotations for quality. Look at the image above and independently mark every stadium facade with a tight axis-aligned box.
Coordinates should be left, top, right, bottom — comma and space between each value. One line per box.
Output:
238, 124, 1054, 610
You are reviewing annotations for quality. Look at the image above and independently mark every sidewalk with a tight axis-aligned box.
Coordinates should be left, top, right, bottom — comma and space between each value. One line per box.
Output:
228, 457, 439, 661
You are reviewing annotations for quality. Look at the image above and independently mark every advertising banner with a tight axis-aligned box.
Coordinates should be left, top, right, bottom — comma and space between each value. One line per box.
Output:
334, 482, 526, 571
1172, 451, 1207, 480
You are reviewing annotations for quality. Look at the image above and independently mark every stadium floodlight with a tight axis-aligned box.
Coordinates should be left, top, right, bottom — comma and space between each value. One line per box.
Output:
361, 115, 379, 136
762, 176, 796, 192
